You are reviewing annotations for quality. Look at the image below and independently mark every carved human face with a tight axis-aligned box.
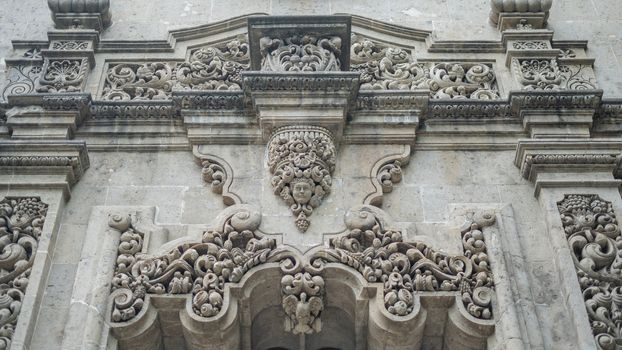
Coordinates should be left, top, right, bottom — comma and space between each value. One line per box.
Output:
292, 182, 313, 204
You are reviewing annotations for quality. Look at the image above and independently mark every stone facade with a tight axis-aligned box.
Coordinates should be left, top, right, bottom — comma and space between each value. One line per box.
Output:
1, 1, 622, 350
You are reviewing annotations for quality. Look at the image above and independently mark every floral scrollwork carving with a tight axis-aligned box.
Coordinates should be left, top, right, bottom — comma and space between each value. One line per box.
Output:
350, 36, 427, 90
260, 35, 342, 72
37, 59, 88, 93
109, 206, 276, 322
512, 58, 562, 90
312, 207, 496, 319
558, 195, 622, 349
0, 197, 48, 349
428, 62, 499, 100
268, 126, 336, 232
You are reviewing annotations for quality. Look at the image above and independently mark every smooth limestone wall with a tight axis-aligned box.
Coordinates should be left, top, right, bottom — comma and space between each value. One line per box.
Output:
1, 0, 622, 98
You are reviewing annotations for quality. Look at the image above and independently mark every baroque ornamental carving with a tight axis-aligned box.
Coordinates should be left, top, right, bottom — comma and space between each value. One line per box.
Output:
259, 35, 342, 72
558, 195, 622, 349
267, 126, 336, 232
37, 58, 89, 93
0, 197, 48, 349
102, 39, 250, 101
312, 207, 496, 319
109, 206, 276, 321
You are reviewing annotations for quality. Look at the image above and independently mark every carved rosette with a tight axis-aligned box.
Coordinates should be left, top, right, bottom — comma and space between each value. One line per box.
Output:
259, 35, 342, 72
109, 206, 276, 322
512, 58, 562, 90
37, 58, 89, 93
268, 126, 336, 232
0, 197, 48, 349
558, 195, 622, 349
312, 207, 496, 319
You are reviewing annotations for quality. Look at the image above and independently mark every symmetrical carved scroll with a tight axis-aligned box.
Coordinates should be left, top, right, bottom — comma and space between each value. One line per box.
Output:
259, 35, 342, 72
37, 58, 89, 93
109, 206, 275, 322
558, 195, 622, 349
0, 197, 48, 349
268, 126, 336, 232
101, 40, 250, 101
312, 207, 496, 319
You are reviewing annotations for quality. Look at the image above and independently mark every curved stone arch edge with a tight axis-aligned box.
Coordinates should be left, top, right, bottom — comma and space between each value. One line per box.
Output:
192, 146, 242, 206
363, 144, 411, 207
56, 201, 537, 350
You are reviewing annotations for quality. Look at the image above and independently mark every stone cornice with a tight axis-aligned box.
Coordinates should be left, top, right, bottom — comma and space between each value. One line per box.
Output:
0, 140, 90, 198
514, 139, 622, 195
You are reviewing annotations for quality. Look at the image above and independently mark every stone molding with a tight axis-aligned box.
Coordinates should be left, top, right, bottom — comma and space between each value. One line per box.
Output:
0, 140, 90, 198
514, 139, 622, 194
490, 0, 553, 30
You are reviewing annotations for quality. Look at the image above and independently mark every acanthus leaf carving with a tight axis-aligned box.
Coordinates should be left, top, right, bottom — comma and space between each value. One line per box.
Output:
259, 35, 342, 72
558, 195, 622, 349
268, 126, 336, 232
0, 197, 48, 349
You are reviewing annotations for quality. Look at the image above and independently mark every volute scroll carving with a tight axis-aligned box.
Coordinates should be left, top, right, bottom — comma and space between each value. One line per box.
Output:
0, 197, 48, 349
558, 195, 622, 349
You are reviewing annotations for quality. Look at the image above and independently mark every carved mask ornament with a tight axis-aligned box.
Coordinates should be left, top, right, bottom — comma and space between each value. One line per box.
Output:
268, 126, 336, 232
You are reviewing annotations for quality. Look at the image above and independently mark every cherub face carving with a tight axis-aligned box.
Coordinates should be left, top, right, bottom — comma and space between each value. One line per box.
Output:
292, 181, 313, 205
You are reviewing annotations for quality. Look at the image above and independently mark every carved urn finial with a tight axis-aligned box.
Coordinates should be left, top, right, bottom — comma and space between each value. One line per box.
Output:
268, 126, 336, 232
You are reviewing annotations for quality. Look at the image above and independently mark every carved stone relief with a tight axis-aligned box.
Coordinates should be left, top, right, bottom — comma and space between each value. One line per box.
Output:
558, 195, 622, 349
259, 35, 342, 72
512, 58, 598, 91
267, 126, 336, 232
1, 64, 42, 100
101, 39, 249, 101
0, 197, 48, 349
37, 58, 89, 93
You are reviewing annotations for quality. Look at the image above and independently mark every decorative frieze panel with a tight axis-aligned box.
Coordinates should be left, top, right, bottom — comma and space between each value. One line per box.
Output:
558, 195, 622, 349
512, 58, 598, 91
0, 197, 48, 349
37, 58, 89, 93
268, 126, 336, 232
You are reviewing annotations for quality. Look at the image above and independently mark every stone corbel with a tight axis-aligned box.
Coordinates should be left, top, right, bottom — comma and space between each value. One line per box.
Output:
47, 0, 112, 31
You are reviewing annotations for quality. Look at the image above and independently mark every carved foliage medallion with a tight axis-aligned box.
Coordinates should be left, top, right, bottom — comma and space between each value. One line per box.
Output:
268, 126, 336, 232
558, 195, 622, 349
37, 58, 89, 93
259, 35, 342, 72
0, 197, 48, 349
